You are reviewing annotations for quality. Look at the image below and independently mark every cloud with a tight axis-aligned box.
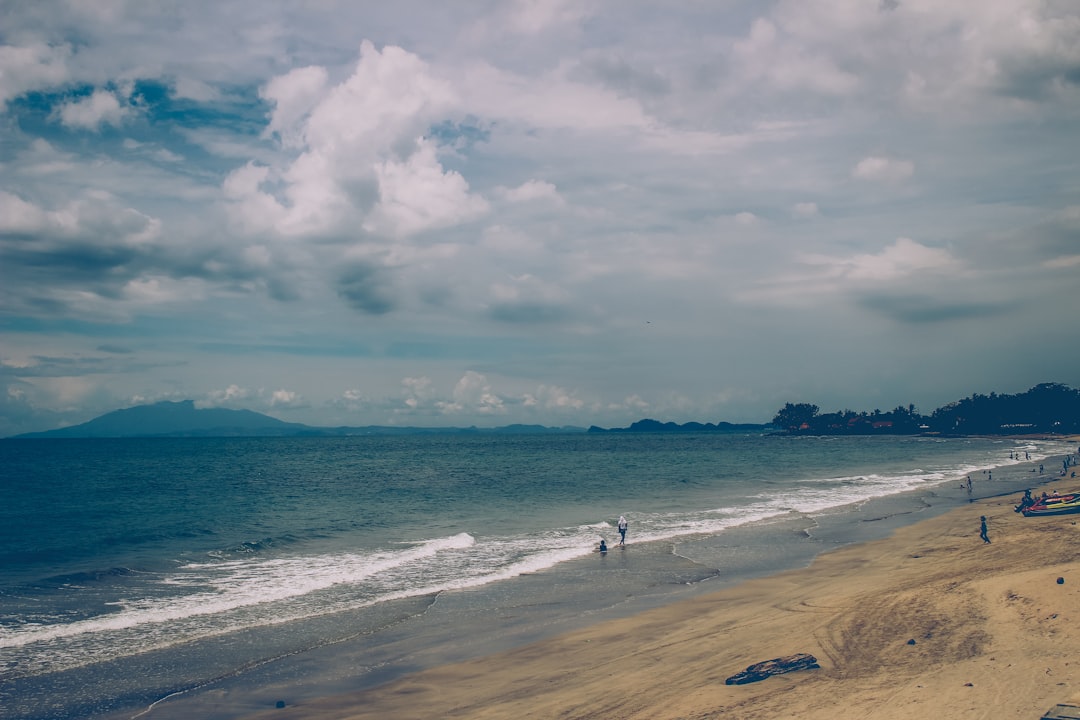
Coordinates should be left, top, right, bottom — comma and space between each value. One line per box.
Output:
443, 371, 506, 415
170, 76, 221, 102
1044, 255, 1080, 269
55, 88, 133, 130
857, 292, 1007, 325
0, 189, 160, 249
0, 190, 47, 233
260, 65, 329, 148
337, 262, 397, 315
852, 155, 914, 182
523, 384, 585, 411
458, 61, 652, 132
467, 0, 595, 39
198, 384, 253, 408
496, 180, 563, 204
268, 389, 305, 408
793, 201, 819, 218
229, 41, 485, 240
365, 137, 489, 237
742, 237, 962, 308
812, 237, 958, 282
0, 42, 70, 110
197, 385, 306, 410
401, 376, 435, 410
732, 17, 860, 97
488, 274, 570, 324
505, 0, 594, 35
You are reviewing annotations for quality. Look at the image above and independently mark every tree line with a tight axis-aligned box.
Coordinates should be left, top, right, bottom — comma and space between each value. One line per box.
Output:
772, 383, 1080, 436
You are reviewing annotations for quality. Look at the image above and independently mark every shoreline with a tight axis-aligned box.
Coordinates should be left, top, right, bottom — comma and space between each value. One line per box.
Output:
238, 469, 1080, 719
79, 436, 1076, 720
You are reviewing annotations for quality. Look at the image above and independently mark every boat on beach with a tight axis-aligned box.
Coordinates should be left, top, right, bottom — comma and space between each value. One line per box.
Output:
1021, 493, 1080, 517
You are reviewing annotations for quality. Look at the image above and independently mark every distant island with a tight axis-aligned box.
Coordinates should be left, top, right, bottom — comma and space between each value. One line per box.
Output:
7, 382, 1079, 439
586, 419, 769, 434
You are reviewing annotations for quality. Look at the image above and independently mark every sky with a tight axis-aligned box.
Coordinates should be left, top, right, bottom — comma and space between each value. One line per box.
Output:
1, 0, 1079, 436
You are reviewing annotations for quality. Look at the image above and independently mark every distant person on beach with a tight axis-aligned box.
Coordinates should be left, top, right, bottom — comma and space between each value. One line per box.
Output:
618, 515, 628, 545
599, 538, 607, 553
966, 476, 972, 493
980, 516, 990, 544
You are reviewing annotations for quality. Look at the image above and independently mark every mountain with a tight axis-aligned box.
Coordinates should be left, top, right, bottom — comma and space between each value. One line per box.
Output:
9, 401, 588, 438
12, 400, 312, 438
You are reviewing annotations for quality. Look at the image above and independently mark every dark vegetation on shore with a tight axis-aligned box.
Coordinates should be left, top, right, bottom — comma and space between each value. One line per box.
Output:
770, 382, 1080, 436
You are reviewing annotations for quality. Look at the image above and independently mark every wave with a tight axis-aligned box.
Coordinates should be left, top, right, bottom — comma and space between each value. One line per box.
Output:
0, 533, 476, 653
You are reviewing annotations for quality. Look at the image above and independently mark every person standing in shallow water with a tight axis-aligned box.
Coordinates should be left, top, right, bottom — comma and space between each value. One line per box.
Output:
980, 516, 990, 544
617, 515, 628, 545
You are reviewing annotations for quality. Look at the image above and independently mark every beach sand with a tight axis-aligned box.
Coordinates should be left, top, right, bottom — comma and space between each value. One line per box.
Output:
246, 489, 1080, 720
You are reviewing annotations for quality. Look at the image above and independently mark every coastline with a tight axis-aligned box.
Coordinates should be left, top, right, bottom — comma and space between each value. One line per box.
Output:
238, 461, 1080, 719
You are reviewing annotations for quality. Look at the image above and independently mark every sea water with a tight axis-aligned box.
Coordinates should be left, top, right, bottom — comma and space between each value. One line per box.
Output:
0, 433, 1074, 719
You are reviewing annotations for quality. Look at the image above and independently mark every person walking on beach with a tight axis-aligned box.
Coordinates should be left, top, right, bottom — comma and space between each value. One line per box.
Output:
979, 516, 990, 544
617, 515, 628, 545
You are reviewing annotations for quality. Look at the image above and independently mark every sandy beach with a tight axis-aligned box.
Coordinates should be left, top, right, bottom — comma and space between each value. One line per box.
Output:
243, 482, 1080, 720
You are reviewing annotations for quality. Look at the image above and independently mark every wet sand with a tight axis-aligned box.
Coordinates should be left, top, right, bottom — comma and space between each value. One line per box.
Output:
243, 482, 1080, 720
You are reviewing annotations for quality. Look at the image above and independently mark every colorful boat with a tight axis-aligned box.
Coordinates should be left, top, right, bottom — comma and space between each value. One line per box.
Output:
1021, 494, 1080, 517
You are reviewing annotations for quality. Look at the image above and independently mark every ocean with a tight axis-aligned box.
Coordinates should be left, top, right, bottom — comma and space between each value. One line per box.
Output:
1, 433, 1075, 719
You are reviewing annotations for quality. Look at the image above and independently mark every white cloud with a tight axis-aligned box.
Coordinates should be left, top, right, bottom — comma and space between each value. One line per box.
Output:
260, 65, 329, 148
0, 189, 159, 245
401, 376, 434, 409
804, 237, 958, 283
123, 276, 204, 305
269, 389, 303, 407
56, 89, 132, 130
0, 191, 47, 233
0, 43, 70, 110
1044, 255, 1080, 269
365, 138, 489, 237
733, 17, 860, 97
741, 237, 961, 307
222, 162, 287, 234
196, 385, 304, 411
442, 371, 506, 415
171, 76, 220, 102
852, 155, 914, 182
735, 212, 758, 226
229, 41, 482, 239
793, 202, 819, 218
467, 0, 595, 39
526, 384, 585, 410
506, 0, 593, 35
199, 384, 253, 408
496, 179, 563, 204
458, 61, 652, 132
